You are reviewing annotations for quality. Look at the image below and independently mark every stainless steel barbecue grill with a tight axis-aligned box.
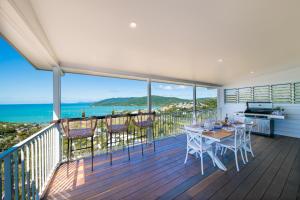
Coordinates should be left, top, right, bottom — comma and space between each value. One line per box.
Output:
244, 102, 274, 137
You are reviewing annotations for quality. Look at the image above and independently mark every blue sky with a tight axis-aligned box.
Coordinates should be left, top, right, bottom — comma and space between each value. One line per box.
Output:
0, 37, 216, 104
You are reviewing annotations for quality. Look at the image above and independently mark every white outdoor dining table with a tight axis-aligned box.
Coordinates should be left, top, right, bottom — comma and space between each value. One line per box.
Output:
184, 124, 235, 171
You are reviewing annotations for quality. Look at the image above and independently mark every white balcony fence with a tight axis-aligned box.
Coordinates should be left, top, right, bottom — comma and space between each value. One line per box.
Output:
0, 123, 62, 200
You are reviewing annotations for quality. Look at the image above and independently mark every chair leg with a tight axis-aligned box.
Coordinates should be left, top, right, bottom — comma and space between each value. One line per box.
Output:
106, 132, 109, 155
67, 138, 70, 162
153, 127, 156, 152
141, 129, 144, 156
127, 131, 130, 161
145, 129, 148, 145
184, 148, 189, 164
224, 148, 228, 155
244, 144, 249, 163
240, 148, 246, 164
122, 132, 125, 151
249, 142, 254, 157
200, 152, 204, 175
91, 136, 94, 171
234, 150, 239, 172
70, 139, 73, 161
212, 156, 216, 167
110, 132, 113, 165
133, 128, 135, 149
215, 145, 218, 156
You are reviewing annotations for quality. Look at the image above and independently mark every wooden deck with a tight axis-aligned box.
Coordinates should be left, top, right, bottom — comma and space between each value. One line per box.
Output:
44, 134, 300, 200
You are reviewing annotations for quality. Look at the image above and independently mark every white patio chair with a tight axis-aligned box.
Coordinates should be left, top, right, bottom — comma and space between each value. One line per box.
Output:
244, 122, 255, 162
216, 126, 246, 172
184, 128, 215, 175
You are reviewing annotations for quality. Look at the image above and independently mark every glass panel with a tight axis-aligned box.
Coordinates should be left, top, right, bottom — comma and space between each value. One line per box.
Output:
271, 84, 291, 103
151, 82, 193, 138
196, 87, 217, 110
151, 82, 193, 112
253, 86, 270, 102
61, 74, 147, 118
294, 82, 300, 103
224, 89, 237, 103
238, 87, 252, 103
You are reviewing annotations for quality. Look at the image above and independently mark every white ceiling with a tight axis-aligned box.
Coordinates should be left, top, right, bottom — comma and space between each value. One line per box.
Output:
1, 0, 300, 86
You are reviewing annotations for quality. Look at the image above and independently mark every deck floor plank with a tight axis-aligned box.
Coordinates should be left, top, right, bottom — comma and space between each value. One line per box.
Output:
262, 138, 300, 200
279, 140, 300, 200
190, 135, 280, 200
43, 134, 300, 200
230, 138, 295, 200
208, 137, 287, 200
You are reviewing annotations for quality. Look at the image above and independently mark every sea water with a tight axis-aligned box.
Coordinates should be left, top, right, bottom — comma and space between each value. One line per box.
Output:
0, 103, 149, 123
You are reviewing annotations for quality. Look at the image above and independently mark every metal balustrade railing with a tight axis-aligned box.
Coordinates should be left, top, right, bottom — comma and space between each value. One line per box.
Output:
0, 123, 62, 200
65, 109, 217, 160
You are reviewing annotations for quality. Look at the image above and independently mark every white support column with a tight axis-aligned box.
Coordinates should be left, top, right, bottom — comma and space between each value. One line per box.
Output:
217, 88, 223, 120
147, 79, 152, 112
193, 85, 197, 122
147, 79, 153, 142
53, 67, 61, 120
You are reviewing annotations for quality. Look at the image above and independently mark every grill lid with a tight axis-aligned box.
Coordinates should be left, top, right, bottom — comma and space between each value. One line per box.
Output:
245, 102, 273, 114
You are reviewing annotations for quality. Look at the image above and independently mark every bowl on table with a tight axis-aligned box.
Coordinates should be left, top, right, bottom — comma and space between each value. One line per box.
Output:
214, 122, 223, 129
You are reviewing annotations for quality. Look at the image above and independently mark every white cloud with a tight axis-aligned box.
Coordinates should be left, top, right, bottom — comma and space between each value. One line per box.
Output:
177, 85, 187, 89
158, 85, 174, 90
158, 85, 188, 90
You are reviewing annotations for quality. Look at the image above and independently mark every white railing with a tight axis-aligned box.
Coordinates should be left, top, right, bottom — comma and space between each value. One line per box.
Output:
0, 123, 62, 200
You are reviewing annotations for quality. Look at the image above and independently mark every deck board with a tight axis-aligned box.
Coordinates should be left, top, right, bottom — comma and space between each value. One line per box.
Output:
44, 134, 300, 200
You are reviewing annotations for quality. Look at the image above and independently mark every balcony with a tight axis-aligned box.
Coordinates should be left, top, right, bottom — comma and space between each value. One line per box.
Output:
1, 0, 300, 199
0, 110, 218, 199
1, 110, 300, 200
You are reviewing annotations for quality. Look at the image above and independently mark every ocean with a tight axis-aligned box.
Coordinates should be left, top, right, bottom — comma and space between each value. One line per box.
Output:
0, 103, 149, 123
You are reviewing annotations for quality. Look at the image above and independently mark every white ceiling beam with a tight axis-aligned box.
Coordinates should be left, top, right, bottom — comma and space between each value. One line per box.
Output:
0, 0, 58, 69
60, 65, 221, 87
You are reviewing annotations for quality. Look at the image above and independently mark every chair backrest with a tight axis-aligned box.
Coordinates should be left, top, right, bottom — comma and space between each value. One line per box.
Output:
234, 126, 245, 147
233, 114, 245, 124
185, 128, 203, 150
61, 117, 98, 137
105, 115, 130, 132
137, 112, 155, 123
245, 121, 254, 140
132, 112, 155, 128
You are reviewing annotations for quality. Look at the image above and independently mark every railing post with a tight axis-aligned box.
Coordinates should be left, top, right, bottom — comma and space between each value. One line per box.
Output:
57, 124, 62, 163
4, 154, 12, 200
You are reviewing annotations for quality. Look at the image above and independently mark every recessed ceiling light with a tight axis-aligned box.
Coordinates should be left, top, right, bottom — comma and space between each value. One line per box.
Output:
129, 22, 137, 28
217, 59, 223, 63
250, 71, 254, 74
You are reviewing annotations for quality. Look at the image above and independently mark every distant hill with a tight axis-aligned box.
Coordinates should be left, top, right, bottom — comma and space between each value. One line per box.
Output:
93, 95, 191, 106
93, 95, 217, 107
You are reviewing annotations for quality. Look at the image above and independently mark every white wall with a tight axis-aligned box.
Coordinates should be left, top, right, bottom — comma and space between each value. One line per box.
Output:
218, 67, 300, 138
